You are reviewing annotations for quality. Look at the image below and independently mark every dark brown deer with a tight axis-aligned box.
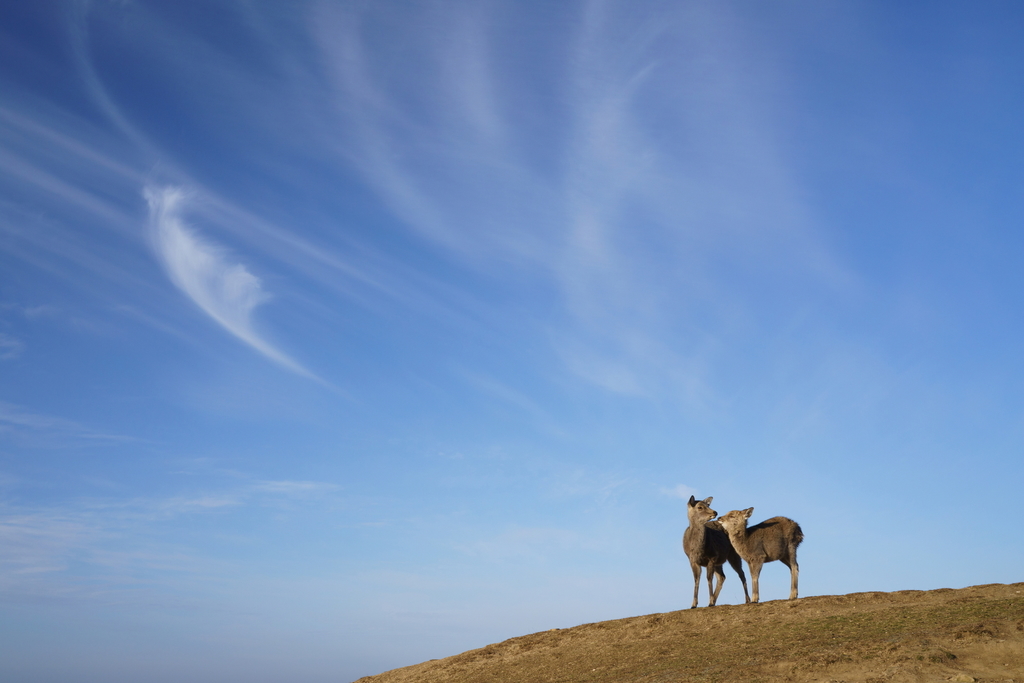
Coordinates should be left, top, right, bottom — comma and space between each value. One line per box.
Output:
716, 507, 803, 603
683, 495, 750, 608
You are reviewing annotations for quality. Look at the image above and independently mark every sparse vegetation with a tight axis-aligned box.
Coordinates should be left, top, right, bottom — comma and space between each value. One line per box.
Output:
355, 583, 1024, 683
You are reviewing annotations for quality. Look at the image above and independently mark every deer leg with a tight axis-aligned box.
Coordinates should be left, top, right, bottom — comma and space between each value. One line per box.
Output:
708, 562, 725, 607
727, 554, 750, 604
749, 560, 763, 604
690, 562, 702, 609
788, 558, 799, 600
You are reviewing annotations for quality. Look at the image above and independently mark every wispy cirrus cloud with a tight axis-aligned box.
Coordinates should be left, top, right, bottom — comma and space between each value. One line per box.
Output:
0, 475, 342, 601
0, 401, 137, 446
308, 2, 844, 403
662, 484, 699, 500
144, 185, 320, 382
253, 480, 339, 497
0, 333, 23, 360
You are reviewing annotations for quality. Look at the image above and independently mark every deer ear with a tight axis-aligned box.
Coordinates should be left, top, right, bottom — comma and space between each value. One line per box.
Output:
688, 495, 696, 506
743, 507, 754, 518
703, 497, 713, 505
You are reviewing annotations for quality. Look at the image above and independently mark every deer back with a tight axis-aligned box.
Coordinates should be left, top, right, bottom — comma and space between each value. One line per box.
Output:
747, 516, 802, 561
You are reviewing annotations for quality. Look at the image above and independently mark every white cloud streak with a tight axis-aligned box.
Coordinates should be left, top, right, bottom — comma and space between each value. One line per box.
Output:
307, 2, 845, 403
662, 483, 698, 500
0, 476, 341, 601
0, 333, 23, 360
0, 402, 137, 445
42, 1, 845, 405
144, 185, 320, 382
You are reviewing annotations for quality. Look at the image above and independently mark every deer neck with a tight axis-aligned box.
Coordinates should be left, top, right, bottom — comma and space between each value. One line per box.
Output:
722, 524, 750, 551
688, 516, 710, 541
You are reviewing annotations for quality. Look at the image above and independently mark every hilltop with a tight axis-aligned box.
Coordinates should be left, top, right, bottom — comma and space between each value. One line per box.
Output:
355, 582, 1023, 683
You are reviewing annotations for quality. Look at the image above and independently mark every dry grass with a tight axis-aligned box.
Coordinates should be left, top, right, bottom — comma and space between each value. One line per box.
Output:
355, 582, 1024, 683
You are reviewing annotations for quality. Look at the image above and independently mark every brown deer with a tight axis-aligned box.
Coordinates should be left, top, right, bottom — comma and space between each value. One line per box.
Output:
683, 495, 750, 608
716, 507, 803, 603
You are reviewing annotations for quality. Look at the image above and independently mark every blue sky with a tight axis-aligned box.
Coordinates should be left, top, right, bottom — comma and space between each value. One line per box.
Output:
2, 1, 1024, 681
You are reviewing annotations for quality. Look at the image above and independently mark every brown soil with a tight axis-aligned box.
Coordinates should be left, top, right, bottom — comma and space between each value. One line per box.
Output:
355, 582, 1024, 683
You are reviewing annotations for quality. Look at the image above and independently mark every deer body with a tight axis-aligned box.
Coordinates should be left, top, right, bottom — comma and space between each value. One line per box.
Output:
717, 507, 803, 603
682, 496, 750, 608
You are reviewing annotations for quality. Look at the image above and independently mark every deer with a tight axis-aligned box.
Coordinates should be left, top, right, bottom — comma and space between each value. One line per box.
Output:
683, 495, 750, 608
716, 507, 804, 603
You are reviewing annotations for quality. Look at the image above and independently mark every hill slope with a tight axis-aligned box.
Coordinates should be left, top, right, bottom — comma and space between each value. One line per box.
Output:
356, 583, 1024, 683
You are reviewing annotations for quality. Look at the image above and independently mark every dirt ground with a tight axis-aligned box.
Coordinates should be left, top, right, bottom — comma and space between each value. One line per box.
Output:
354, 582, 1024, 683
